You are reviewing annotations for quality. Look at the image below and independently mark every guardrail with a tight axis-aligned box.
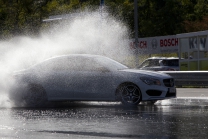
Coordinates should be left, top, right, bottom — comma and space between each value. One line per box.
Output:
161, 71, 208, 87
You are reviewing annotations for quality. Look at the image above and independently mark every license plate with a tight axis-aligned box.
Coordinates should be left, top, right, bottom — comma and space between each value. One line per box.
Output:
169, 87, 176, 93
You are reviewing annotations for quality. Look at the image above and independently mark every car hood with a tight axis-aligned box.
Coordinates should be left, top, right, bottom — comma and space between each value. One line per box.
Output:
119, 68, 172, 78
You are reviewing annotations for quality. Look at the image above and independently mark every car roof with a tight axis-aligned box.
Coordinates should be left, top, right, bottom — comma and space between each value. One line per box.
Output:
46, 54, 105, 61
146, 57, 179, 60
30, 54, 106, 67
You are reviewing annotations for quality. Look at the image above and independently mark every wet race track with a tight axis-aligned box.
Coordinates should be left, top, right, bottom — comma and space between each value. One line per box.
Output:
1, 88, 208, 139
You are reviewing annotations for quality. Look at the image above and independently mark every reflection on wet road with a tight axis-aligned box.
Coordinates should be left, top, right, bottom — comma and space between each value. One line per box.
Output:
1, 101, 208, 139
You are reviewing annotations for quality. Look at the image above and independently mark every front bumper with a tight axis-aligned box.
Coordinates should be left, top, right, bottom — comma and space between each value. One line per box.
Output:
142, 87, 177, 101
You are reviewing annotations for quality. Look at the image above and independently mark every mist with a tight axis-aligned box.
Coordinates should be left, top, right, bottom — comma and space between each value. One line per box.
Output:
0, 10, 132, 107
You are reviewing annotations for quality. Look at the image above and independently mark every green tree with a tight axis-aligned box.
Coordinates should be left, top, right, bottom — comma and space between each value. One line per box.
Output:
42, 0, 81, 16
137, 0, 186, 37
0, 0, 208, 39
0, 0, 51, 38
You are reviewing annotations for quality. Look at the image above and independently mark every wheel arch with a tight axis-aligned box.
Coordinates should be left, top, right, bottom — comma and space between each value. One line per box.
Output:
27, 83, 48, 96
115, 81, 142, 101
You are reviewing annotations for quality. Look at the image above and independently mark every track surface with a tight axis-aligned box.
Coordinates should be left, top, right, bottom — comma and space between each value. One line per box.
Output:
0, 88, 208, 139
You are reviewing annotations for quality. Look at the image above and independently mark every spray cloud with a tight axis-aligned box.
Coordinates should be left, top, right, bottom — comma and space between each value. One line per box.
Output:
0, 9, 131, 107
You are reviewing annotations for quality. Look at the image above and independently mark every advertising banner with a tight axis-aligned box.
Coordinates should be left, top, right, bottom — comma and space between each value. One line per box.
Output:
130, 35, 179, 54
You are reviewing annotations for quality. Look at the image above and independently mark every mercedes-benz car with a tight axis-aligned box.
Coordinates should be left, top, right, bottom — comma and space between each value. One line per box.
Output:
9, 54, 176, 107
137, 57, 179, 71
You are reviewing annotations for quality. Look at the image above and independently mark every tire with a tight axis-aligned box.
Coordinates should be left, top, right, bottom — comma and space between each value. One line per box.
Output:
23, 84, 47, 107
118, 83, 142, 106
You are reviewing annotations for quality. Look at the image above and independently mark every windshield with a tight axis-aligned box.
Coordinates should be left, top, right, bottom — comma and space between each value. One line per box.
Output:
139, 59, 160, 68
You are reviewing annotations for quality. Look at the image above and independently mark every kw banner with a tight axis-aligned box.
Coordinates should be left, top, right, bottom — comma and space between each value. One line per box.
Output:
130, 35, 179, 54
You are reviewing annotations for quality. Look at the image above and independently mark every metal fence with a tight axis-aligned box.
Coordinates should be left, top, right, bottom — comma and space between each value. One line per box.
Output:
161, 71, 208, 87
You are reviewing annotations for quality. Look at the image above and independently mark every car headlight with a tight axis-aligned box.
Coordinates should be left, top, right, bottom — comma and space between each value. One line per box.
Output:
140, 76, 161, 86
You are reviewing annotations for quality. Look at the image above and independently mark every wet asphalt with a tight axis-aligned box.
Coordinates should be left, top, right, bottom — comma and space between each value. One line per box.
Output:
0, 88, 208, 139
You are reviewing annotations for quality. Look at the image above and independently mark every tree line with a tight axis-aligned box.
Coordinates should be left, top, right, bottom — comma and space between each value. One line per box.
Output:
0, 0, 208, 39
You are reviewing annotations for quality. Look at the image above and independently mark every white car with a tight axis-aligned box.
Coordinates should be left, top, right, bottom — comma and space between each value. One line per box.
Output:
137, 57, 179, 71
9, 54, 176, 107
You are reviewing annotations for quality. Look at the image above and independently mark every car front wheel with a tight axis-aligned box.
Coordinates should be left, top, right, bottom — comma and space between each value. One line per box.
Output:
118, 83, 142, 106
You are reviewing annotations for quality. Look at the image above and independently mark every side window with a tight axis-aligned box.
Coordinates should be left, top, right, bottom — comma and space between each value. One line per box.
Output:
50, 58, 95, 71
43, 57, 108, 72
79, 59, 107, 72
168, 60, 179, 66
161, 60, 168, 66
43, 58, 75, 71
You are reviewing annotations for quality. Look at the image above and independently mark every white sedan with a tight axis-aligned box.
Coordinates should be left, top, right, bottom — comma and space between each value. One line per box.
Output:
9, 54, 176, 107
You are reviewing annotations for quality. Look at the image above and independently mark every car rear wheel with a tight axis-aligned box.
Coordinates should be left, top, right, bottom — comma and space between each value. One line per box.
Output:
118, 83, 142, 106
24, 84, 47, 107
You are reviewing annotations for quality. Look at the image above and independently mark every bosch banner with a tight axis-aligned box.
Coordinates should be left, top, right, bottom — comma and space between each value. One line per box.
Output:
130, 35, 179, 54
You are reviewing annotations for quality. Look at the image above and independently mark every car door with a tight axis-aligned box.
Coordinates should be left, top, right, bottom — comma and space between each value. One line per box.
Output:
41, 57, 79, 100
72, 58, 116, 100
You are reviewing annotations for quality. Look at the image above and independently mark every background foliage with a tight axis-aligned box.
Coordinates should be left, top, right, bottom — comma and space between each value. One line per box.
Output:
0, 0, 208, 39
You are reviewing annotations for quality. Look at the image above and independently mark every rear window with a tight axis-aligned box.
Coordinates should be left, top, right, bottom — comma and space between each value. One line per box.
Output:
164, 59, 179, 66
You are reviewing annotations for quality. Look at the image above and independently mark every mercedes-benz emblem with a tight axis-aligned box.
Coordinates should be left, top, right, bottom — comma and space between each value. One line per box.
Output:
151, 39, 157, 49
170, 79, 174, 87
